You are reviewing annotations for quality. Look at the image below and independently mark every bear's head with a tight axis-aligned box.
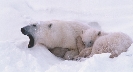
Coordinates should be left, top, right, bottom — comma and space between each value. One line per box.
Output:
21, 21, 53, 48
81, 28, 101, 48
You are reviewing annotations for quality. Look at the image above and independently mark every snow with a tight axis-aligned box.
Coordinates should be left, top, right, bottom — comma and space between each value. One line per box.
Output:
0, 0, 133, 72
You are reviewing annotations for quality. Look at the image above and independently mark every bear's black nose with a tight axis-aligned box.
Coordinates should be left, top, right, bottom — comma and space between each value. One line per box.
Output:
21, 28, 27, 35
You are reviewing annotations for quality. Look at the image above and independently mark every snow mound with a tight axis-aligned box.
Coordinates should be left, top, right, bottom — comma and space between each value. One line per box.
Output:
46, 44, 133, 72
0, 41, 61, 72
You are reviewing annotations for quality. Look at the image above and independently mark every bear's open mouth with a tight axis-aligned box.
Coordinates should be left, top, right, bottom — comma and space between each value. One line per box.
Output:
27, 34, 34, 48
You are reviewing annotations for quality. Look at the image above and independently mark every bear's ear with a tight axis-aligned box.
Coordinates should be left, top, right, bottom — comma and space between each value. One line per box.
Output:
98, 31, 101, 36
48, 23, 52, 28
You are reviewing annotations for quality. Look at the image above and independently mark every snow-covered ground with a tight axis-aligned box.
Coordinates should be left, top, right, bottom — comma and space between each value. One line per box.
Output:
0, 0, 133, 72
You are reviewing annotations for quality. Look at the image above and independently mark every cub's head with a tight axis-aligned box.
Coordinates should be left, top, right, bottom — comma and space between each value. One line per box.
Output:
81, 28, 101, 48
21, 21, 53, 48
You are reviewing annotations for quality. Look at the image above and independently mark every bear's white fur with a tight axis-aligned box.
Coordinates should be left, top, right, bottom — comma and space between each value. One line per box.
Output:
35, 20, 90, 49
30, 20, 91, 60
81, 28, 133, 58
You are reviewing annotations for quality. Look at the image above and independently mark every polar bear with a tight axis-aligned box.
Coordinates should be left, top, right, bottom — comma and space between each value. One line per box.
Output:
81, 28, 133, 58
21, 20, 91, 60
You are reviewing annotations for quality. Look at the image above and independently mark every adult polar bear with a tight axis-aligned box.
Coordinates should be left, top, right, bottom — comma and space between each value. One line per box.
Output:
21, 20, 93, 59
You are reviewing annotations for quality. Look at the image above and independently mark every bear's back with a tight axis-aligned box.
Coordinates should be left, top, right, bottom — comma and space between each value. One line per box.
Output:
94, 32, 132, 51
40, 20, 90, 49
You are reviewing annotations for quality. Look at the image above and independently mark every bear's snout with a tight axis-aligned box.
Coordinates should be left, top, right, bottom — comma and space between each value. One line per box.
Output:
21, 27, 35, 48
21, 28, 27, 35
85, 41, 93, 48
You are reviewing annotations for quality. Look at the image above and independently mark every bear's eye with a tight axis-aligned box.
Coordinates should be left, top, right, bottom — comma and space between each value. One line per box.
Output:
33, 24, 36, 27
48, 23, 52, 28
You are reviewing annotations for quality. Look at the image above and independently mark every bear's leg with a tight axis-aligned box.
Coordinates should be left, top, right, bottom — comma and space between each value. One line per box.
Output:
63, 49, 79, 60
87, 52, 94, 58
72, 36, 86, 60
72, 55, 82, 60
73, 50, 85, 60
109, 52, 118, 58
76, 36, 85, 52
73, 48, 92, 60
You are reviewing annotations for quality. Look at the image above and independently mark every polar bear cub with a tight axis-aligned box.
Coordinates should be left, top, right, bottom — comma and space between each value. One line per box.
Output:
80, 28, 133, 58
